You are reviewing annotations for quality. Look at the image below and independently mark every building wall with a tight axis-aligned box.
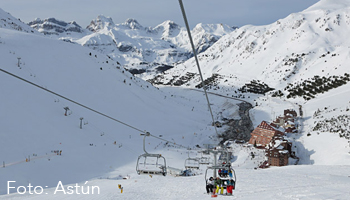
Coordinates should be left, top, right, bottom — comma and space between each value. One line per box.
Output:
266, 150, 289, 166
249, 121, 283, 147
284, 109, 297, 118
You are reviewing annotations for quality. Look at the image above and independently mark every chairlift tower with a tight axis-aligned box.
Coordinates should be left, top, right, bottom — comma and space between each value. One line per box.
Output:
80, 117, 84, 129
17, 57, 21, 68
64, 107, 69, 116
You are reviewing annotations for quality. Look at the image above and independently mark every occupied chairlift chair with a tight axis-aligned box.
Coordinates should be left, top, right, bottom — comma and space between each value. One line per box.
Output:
204, 149, 237, 191
218, 151, 233, 165
136, 132, 167, 176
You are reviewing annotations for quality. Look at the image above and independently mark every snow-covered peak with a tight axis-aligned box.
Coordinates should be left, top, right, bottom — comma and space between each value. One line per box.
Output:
87, 15, 115, 32
155, 20, 180, 30
122, 18, 143, 29
0, 8, 38, 34
72, 19, 234, 74
153, 20, 181, 37
193, 23, 235, 36
304, 0, 350, 12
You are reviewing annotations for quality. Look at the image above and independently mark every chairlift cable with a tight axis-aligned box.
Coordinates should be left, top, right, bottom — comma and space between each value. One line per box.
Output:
178, 0, 219, 137
0, 68, 146, 133
0, 68, 190, 150
150, 134, 188, 149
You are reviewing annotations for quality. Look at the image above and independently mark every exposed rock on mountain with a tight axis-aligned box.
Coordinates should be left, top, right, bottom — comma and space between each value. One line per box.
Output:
86, 15, 115, 32
0, 8, 38, 34
28, 18, 84, 35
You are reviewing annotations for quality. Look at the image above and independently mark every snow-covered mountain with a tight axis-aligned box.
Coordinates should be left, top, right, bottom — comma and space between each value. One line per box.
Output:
148, 0, 350, 162
0, 7, 221, 196
28, 15, 235, 78
153, 0, 350, 90
0, 8, 38, 34
28, 18, 87, 36
1, 1, 350, 199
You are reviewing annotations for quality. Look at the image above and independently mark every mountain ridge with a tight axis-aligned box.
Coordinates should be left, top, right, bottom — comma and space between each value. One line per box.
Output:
27, 15, 236, 78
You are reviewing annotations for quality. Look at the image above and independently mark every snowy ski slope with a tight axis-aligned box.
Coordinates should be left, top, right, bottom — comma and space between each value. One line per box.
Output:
1, 1, 350, 199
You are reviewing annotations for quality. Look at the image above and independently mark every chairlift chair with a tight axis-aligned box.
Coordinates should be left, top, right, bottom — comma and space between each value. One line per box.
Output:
218, 151, 233, 165
204, 147, 237, 193
198, 152, 210, 165
199, 156, 210, 165
205, 165, 237, 191
184, 157, 200, 170
136, 132, 167, 176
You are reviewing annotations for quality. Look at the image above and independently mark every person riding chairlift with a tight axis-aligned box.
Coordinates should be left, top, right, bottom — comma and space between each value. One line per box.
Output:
222, 169, 228, 177
206, 177, 214, 194
214, 177, 224, 195
226, 179, 235, 195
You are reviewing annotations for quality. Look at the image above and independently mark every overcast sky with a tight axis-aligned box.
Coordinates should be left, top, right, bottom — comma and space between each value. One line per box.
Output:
1, 0, 320, 28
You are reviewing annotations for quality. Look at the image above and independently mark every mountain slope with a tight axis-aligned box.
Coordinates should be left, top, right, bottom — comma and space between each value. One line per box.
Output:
0, 8, 38, 34
0, 13, 219, 194
151, 0, 350, 164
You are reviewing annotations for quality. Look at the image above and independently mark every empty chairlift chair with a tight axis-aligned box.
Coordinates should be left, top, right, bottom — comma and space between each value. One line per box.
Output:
184, 152, 200, 170
199, 156, 210, 165
198, 152, 210, 165
136, 132, 167, 176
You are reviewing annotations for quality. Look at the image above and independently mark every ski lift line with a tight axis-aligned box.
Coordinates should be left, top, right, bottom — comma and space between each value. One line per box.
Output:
0, 68, 145, 133
150, 134, 188, 149
0, 68, 189, 150
178, 0, 219, 137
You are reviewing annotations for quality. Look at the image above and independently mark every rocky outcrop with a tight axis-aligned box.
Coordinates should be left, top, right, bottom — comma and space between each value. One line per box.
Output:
219, 102, 254, 143
28, 18, 84, 35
